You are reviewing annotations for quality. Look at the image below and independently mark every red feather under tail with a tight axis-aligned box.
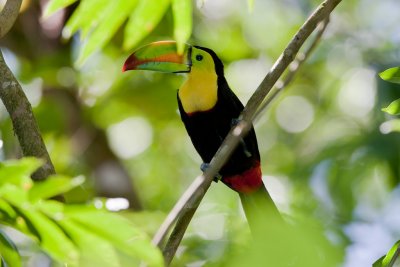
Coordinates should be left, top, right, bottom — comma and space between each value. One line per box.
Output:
221, 161, 263, 193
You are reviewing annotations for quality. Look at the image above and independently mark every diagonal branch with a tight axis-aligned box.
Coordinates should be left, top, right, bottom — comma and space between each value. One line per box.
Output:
0, 0, 56, 180
0, 0, 22, 38
254, 16, 330, 120
152, 0, 342, 265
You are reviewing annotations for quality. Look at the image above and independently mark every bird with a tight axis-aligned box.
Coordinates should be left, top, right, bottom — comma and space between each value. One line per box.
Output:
123, 41, 282, 232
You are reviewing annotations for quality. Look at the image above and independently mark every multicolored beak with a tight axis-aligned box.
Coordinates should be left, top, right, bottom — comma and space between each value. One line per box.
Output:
122, 41, 192, 73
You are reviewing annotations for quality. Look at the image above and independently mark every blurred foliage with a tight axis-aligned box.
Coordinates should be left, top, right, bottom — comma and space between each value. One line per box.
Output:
0, 158, 162, 267
381, 66, 400, 116
0, 0, 400, 266
370, 95, 400, 266
44, 0, 193, 65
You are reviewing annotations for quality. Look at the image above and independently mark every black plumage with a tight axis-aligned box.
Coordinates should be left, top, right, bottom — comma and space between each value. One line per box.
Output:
177, 46, 260, 178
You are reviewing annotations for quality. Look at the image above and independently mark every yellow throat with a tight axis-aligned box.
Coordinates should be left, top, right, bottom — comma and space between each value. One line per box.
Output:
178, 68, 218, 114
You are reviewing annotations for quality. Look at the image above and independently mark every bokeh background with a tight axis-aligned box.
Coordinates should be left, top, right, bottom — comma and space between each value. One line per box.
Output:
1, 0, 400, 266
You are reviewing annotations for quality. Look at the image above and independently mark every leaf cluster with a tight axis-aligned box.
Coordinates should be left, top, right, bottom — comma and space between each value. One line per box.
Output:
374, 67, 400, 266
381, 67, 400, 115
0, 158, 162, 267
44, 0, 193, 65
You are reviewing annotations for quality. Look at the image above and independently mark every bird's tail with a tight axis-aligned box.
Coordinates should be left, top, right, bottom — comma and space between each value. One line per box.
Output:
239, 182, 283, 234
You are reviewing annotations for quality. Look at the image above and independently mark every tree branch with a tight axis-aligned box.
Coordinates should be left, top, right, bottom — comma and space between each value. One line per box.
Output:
254, 16, 330, 119
162, 198, 198, 264
152, 0, 342, 265
0, 0, 56, 180
0, 0, 22, 39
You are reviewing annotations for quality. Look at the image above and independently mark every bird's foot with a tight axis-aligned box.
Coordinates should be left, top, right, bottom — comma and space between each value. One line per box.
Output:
231, 118, 241, 127
200, 163, 222, 182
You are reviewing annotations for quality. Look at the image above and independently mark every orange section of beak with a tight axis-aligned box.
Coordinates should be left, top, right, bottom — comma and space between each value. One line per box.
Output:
122, 53, 185, 72
122, 41, 191, 73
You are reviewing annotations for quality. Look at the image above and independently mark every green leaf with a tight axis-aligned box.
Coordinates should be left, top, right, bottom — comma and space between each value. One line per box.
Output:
65, 208, 163, 267
29, 175, 85, 202
382, 240, 400, 267
0, 230, 21, 267
34, 200, 65, 218
123, 0, 170, 51
373, 256, 384, 267
58, 219, 120, 267
63, 0, 110, 39
43, 0, 78, 18
76, 0, 139, 65
0, 158, 42, 188
0, 185, 29, 207
17, 208, 79, 265
0, 199, 17, 220
172, 0, 192, 54
379, 67, 400, 84
382, 99, 400, 115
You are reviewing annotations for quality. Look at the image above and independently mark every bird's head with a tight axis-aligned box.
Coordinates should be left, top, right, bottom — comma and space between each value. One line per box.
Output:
122, 41, 224, 77
123, 41, 225, 113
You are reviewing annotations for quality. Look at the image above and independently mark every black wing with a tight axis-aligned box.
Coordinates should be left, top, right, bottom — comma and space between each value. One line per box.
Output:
214, 77, 260, 175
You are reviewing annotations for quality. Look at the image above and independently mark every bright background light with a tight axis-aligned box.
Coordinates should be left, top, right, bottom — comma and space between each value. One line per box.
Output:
107, 117, 153, 159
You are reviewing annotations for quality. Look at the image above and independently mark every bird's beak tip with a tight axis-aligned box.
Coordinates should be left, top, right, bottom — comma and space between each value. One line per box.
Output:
122, 63, 131, 72
122, 54, 138, 72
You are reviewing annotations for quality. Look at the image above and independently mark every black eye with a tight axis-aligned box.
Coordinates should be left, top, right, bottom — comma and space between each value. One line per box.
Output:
196, 54, 203, 61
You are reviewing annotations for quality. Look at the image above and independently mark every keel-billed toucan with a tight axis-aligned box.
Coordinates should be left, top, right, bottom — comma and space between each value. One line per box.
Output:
123, 41, 281, 229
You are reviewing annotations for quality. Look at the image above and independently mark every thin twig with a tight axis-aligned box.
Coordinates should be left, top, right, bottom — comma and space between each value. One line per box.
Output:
162, 196, 199, 266
152, 173, 206, 246
0, 0, 22, 38
154, 0, 342, 264
0, 0, 56, 181
254, 16, 330, 120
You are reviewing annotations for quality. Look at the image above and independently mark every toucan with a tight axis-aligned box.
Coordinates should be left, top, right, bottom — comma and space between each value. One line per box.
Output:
123, 41, 281, 231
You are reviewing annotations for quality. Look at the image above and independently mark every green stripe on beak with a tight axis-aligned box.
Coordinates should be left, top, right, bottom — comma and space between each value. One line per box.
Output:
123, 41, 192, 73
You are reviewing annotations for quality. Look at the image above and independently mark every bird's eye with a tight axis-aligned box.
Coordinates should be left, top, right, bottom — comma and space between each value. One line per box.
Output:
196, 54, 203, 61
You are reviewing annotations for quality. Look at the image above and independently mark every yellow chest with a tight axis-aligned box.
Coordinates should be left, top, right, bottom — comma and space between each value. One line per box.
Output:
178, 70, 218, 114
